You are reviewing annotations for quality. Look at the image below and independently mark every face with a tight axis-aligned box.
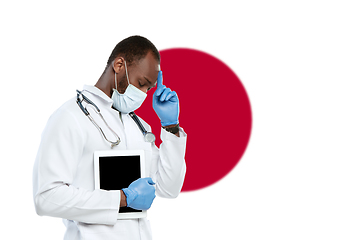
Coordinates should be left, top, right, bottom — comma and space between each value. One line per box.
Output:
115, 52, 159, 94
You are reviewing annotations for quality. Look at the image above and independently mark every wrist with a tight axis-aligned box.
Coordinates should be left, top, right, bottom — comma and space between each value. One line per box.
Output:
162, 123, 180, 134
120, 190, 127, 207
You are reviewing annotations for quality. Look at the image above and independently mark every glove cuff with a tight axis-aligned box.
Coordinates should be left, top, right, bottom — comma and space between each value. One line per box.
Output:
161, 120, 179, 127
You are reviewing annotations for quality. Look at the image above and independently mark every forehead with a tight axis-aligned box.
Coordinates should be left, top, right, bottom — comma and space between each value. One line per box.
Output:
131, 52, 159, 82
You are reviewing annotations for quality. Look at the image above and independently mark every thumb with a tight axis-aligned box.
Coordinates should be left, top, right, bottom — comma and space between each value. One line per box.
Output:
145, 178, 155, 185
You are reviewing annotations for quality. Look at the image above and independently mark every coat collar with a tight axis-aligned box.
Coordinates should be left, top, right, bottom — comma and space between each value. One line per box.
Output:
82, 85, 113, 106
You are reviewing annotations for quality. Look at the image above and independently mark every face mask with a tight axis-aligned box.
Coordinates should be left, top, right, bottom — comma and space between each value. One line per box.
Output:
111, 61, 147, 113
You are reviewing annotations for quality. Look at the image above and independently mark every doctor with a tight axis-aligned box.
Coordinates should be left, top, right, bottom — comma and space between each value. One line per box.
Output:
33, 35, 187, 240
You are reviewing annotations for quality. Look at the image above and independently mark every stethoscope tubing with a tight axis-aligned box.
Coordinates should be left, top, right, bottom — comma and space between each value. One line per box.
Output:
129, 112, 156, 143
76, 90, 155, 147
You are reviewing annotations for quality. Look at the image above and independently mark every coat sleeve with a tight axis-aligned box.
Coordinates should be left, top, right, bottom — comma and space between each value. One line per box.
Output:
150, 127, 187, 198
32, 107, 120, 225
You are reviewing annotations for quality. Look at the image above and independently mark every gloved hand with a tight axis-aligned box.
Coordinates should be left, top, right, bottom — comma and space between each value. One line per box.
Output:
153, 71, 179, 126
122, 178, 156, 210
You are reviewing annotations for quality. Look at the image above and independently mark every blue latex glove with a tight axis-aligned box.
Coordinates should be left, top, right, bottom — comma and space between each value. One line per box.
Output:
153, 71, 179, 126
122, 178, 156, 210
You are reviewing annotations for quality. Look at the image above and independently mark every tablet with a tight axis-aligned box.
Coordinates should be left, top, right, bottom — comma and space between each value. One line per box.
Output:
94, 150, 146, 219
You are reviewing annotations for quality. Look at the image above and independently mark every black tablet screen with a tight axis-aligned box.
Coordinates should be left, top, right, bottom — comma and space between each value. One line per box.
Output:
99, 155, 141, 213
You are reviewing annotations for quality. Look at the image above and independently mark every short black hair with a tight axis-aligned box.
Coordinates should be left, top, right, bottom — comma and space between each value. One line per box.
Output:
106, 35, 160, 67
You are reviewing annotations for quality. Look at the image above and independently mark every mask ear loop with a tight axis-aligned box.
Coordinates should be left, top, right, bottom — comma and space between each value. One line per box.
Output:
113, 61, 118, 91
113, 60, 130, 91
124, 60, 130, 86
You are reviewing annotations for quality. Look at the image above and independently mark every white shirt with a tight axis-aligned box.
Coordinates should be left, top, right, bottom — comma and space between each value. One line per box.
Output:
33, 85, 187, 240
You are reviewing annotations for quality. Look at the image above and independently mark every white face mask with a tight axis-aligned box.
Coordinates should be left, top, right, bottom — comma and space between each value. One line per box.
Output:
111, 61, 147, 113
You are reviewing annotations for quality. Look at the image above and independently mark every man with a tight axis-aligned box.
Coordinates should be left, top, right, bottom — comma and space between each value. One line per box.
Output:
33, 36, 187, 240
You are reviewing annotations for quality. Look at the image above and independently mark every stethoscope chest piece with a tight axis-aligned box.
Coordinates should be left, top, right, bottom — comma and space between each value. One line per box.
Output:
129, 112, 156, 143
144, 132, 156, 143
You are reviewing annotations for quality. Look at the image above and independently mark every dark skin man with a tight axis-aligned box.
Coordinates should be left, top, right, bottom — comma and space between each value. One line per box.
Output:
95, 51, 180, 207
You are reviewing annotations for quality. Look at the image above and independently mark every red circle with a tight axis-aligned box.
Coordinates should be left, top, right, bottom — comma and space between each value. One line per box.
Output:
136, 48, 252, 192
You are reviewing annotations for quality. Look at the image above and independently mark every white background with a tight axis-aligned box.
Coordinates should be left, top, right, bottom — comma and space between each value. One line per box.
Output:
1, 0, 359, 239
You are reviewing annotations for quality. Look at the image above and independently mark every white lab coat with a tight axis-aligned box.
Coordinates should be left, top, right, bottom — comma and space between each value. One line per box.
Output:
32, 85, 187, 240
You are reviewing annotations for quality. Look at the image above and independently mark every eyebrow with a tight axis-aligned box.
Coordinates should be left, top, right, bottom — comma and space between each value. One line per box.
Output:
144, 76, 156, 88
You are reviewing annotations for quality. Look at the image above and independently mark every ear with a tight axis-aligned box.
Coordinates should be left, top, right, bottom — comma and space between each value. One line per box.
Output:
112, 57, 125, 73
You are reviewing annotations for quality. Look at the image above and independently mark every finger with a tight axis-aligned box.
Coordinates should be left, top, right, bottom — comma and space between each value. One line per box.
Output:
155, 85, 166, 97
165, 91, 176, 101
160, 88, 171, 101
169, 91, 178, 102
156, 71, 163, 88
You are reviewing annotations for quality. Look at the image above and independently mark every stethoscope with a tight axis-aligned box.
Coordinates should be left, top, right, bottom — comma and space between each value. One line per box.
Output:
76, 90, 155, 148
